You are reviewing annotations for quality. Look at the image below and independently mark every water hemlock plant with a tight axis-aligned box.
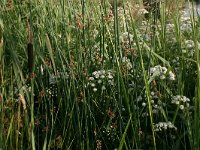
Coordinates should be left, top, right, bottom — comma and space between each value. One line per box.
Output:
0, 0, 199, 149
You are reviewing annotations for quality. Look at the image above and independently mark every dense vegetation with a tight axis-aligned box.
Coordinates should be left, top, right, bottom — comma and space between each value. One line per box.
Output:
0, 0, 200, 149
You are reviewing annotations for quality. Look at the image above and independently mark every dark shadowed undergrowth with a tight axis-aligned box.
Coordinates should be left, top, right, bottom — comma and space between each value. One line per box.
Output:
0, 0, 200, 149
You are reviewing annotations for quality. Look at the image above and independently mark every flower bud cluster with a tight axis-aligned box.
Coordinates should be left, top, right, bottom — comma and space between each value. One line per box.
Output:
154, 121, 177, 132
171, 95, 190, 110
182, 40, 200, 57
122, 57, 133, 71
150, 65, 175, 81
88, 69, 115, 92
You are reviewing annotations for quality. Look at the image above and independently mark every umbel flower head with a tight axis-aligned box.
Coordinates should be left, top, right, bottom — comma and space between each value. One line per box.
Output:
154, 121, 177, 132
88, 69, 115, 92
149, 65, 175, 81
171, 95, 190, 110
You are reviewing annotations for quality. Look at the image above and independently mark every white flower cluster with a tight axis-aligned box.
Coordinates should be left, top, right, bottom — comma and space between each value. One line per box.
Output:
154, 121, 177, 132
88, 70, 115, 92
150, 65, 175, 81
171, 95, 190, 110
180, 21, 192, 33
166, 23, 175, 33
179, 5, 194, 33
184, 40, 195, 50
119, 32, 134, 45
122, 57, 133, 71
182, 40, 200, 57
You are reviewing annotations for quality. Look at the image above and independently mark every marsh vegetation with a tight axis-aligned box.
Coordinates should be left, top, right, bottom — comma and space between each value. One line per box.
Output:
0, 0, 200, 149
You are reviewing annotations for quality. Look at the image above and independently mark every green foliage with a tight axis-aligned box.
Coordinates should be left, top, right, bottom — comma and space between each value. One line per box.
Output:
0, 0, 199, 149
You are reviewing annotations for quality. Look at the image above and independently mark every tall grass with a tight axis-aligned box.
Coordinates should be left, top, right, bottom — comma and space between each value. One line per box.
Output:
0, 0, 199, 149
